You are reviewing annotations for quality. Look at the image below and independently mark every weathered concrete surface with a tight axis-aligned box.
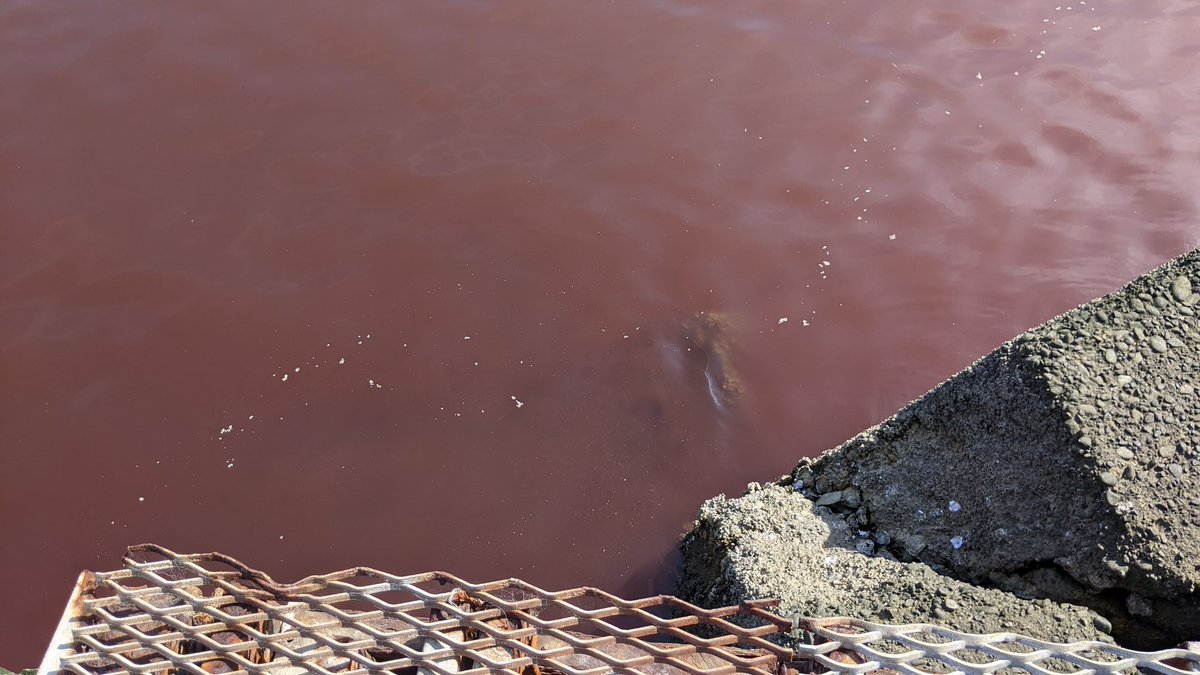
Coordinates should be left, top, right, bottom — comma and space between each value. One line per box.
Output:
680, 250, 1200, 648
678, 484, 1112, 644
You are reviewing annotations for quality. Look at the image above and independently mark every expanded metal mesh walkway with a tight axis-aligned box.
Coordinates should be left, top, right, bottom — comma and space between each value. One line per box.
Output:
39, 545, 1199, 675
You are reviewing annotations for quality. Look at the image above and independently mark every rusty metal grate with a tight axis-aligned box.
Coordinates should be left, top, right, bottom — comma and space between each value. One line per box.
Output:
39, 544, 794, 675
40, 544, 1200, 675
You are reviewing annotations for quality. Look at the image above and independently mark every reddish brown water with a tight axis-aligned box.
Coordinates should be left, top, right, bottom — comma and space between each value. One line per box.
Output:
4, 0, 1200, 662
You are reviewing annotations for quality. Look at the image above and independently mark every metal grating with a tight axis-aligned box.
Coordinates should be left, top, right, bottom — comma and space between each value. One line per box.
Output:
39, 544, 1200, 675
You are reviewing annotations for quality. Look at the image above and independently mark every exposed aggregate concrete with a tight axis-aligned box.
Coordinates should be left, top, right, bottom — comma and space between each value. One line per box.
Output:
679, 250, 1200, 648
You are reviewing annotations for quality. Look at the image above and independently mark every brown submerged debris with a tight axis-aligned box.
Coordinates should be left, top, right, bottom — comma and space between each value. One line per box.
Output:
682, 311, 743, 408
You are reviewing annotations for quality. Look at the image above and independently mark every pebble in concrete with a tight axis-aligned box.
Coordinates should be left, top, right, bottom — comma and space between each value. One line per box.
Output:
1171, 275, 1193, 303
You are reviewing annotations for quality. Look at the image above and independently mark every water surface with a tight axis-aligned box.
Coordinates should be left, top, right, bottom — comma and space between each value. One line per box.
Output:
3, 0, 1200, 662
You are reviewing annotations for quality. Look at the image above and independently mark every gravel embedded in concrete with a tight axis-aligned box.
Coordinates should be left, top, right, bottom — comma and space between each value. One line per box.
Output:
677, 485, 1112, 645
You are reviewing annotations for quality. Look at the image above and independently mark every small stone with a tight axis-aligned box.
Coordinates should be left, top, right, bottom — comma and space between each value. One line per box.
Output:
1168, 336, 1184, 348
1127, 594, 1154, 618
1093, 615, 1113, 633
943, 598, 960, 611
1159, 444, 1176, 459
1180, 384, 1195, 395
904, 534, 927, 556
1169, 463, 1184, 479
1099, 471, 1118, 486
815, 491, 842, 507
1171, 275, 1193, 302
840, 487, 862, 509
1116, 375, 1133, 386
874, 531, 892, 546
1104, 489, 1119, 506
1104, 349, 1118, 364
1077, 404, 1098, 416
855, 539, 876, 556
1150, 335, 1169, 352
1116, 447, 1135, 460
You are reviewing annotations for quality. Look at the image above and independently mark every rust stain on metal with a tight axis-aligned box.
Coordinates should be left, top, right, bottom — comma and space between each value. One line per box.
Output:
70, 571, 98, 618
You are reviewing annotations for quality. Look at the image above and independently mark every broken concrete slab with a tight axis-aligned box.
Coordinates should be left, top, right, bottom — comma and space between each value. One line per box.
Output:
777, 250, 1200, 647
677, 484, 1112, 644
678, 250, 1200, 648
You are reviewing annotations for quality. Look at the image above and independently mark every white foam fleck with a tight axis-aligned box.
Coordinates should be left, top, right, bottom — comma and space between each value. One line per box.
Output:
778, 317, 788, 324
